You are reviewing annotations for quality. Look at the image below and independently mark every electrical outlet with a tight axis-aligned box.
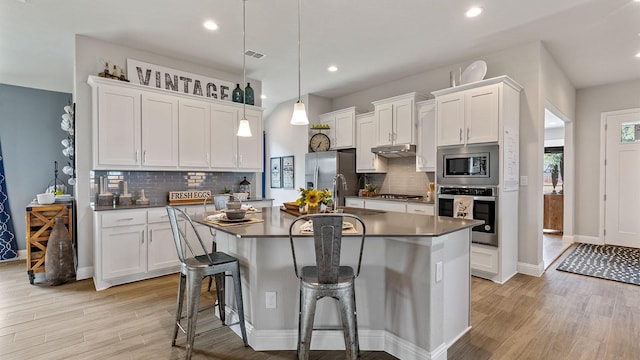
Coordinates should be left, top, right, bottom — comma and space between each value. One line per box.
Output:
435, 261, 443, 282
265, 291, 277, 309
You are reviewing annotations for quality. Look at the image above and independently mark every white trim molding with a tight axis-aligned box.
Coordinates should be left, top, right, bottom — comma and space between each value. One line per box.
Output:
518, 261, 545, 277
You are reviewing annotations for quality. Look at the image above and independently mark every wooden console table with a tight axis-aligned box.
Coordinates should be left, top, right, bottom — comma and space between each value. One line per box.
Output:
543, 194, 563, 231
25, 202, 73, 284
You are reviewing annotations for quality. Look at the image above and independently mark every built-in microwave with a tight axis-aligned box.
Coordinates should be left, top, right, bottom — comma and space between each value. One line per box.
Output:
437, 144, 499, 186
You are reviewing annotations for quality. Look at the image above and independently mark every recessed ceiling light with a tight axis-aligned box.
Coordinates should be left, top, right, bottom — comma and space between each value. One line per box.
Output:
635, 52, 640, 58
465, 7, 483, 18
203, 20, 218, 31
328, 65, 338, 72
261, 94, 267, 100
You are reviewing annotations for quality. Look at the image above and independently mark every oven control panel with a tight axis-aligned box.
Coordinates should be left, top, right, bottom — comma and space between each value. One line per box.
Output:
439, 187, 496, 197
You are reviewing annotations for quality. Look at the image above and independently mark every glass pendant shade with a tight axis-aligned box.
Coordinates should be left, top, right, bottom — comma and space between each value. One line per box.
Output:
237, 118, 252, 137
290, 100, 309, 125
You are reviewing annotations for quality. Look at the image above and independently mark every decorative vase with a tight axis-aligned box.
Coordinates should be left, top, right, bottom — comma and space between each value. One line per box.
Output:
45, 217, 75, 286
232, 83, 244, 103
307, 205, 320, 214
244, 83, 254, 105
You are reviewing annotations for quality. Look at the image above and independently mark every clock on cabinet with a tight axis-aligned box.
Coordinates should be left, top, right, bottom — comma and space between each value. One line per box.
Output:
309, 132, 331, 152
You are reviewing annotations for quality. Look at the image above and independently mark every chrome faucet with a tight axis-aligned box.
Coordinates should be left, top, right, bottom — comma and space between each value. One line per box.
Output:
332, 174, 347, 212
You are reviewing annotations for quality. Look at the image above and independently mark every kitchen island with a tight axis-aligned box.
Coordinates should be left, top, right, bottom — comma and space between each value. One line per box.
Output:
195, 206, 482, 360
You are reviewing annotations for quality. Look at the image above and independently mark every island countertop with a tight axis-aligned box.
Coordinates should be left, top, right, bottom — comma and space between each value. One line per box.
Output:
194, 206, 482, 238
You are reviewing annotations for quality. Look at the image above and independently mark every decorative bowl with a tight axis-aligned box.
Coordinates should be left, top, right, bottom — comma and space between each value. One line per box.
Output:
37, 193, 55, 205
226, 201, 242, 210
225, 209, 247, 220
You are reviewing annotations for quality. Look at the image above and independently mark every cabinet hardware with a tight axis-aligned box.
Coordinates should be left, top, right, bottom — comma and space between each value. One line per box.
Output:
459, 128, 462, 142
141, 231, 145, 244
467, 128, 470, 141
117, 217, 135, 221
143, 150, 147, 164
135, 150, 138, 162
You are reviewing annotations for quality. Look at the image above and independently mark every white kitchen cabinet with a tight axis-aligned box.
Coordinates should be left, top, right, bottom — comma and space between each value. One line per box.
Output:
318, 107, 356, 149
141, 92, 179, 167
237, 108, 263, 171
211, 105, 263, 171
406, 203, 435, 215
345, 198, 365, 208
364, 199, 407, 213
470, 244, 499, 275
373, 93, 427, 146
416, 100, 436, 172
179, 99, 211, 168
94, 84, 142, 168
356, 113, 387, 173
89, 76, 264, 172
434, 78, 521, 147
93, 208, 181, 290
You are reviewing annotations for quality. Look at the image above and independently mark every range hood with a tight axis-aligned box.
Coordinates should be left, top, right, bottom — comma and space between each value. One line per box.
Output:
371, 144, 416, 158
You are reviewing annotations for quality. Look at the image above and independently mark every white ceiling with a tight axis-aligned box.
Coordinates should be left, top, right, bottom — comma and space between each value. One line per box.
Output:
1, 0, 639, 114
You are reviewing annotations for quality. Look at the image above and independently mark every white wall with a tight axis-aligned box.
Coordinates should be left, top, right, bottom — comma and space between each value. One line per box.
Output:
73, 35, 261, 276
265, 94, 331, 205
575, 79, 640, 238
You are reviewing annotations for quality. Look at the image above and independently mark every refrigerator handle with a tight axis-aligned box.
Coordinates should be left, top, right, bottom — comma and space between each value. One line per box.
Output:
314, 165, 319, 189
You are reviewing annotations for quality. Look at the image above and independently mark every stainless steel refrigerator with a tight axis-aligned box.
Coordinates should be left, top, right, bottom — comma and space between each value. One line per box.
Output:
305, 150, 358, 206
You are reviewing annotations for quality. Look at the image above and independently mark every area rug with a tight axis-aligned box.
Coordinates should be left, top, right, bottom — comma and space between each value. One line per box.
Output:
556, 244, 639, 286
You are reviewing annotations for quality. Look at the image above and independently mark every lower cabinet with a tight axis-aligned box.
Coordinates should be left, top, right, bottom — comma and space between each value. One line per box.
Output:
94, 208, 181, 290
470, 244, 499, 275
345, 197, 434, 215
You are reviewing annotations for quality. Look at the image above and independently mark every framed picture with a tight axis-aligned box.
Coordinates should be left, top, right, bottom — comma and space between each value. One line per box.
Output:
282, 155, 294, 189
270, 157, 282, 188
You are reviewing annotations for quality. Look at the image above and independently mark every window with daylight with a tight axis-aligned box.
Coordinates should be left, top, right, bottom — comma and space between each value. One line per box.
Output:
543, 146, 563, 194
620, 122, 640, 143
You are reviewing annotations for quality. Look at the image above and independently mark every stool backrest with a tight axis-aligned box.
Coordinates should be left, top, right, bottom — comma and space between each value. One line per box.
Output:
288, 213, 366, 283
166, 206, 213, 265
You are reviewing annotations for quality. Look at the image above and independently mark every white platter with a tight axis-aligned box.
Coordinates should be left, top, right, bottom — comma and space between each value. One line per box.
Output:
460, 60, 487, 85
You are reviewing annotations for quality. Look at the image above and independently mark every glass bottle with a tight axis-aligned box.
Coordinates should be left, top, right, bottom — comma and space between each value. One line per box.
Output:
244, 83, 254, 105
232, 83, 244, 103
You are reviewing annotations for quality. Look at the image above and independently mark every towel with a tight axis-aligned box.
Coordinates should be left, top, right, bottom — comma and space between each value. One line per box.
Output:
206, 213, 226, 221
453, 195, 474, 220
241, 204, 257, 212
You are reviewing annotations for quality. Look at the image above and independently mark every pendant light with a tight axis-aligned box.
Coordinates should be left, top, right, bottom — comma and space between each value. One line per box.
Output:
290, 0, 309, 125
237, 0, 252, 137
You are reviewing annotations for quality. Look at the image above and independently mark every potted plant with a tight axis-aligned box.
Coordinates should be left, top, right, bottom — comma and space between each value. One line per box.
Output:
297, 187, 332, 213
363, 183, 378, 197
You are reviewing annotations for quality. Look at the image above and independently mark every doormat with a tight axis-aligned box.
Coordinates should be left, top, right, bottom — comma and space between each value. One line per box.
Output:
556, 244, 639, 286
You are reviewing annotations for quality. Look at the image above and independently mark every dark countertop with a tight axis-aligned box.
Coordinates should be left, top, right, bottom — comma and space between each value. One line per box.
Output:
194, 206, 481, 238
92, 197, 274, 211
345, 196, 435, 205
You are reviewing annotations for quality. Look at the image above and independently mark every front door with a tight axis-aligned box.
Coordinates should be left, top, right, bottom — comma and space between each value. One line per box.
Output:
604, 108, 640, 248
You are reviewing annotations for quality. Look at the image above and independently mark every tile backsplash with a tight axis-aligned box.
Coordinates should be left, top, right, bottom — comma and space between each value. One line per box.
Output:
359, 157, 433, 196
91, 170, 255, 203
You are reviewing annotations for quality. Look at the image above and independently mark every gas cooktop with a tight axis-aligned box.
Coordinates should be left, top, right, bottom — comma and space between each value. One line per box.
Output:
374, 194, 424, 200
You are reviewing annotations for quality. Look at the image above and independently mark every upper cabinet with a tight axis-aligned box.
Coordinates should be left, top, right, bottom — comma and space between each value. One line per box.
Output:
94, 84, 141, 168
416, 99, 436, 172
317, 107, 356, 149
372, 93, 427, 146
141, 93, 179, 167
356, 112, 387, 173
89, 76, 263, 172
433, 76, 522, 147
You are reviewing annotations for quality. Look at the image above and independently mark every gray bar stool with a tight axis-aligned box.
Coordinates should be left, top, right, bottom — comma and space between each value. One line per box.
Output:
166, 206, 248, 360
288, 213, 367, 360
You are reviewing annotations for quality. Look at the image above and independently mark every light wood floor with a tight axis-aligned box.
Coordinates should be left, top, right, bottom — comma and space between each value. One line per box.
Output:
2, 249, 639, 359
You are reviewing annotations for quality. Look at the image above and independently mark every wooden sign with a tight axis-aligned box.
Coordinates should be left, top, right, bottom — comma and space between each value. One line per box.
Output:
168, 190, 212, 204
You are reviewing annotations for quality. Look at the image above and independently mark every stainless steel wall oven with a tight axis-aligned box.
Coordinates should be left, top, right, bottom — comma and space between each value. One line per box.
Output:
438, 186, 498, 247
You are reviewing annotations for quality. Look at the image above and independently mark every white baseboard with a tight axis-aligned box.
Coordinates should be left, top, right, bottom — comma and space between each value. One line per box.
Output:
517, 261, 544, 277
225, 307, 445, 360
573, 235, 602, 245
76, 266, 93, 280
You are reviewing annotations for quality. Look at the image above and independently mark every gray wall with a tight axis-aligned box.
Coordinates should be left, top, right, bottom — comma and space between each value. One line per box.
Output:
0, 84, 72, 250
575, 79, 640, 239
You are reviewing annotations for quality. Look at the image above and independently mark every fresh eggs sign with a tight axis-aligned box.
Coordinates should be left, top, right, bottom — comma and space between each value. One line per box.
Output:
126, 59, 235, 101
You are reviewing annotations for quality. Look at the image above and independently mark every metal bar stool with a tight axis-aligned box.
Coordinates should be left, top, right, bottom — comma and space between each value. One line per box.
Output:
166, 206, 248, 360
288, 213, 367, 360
